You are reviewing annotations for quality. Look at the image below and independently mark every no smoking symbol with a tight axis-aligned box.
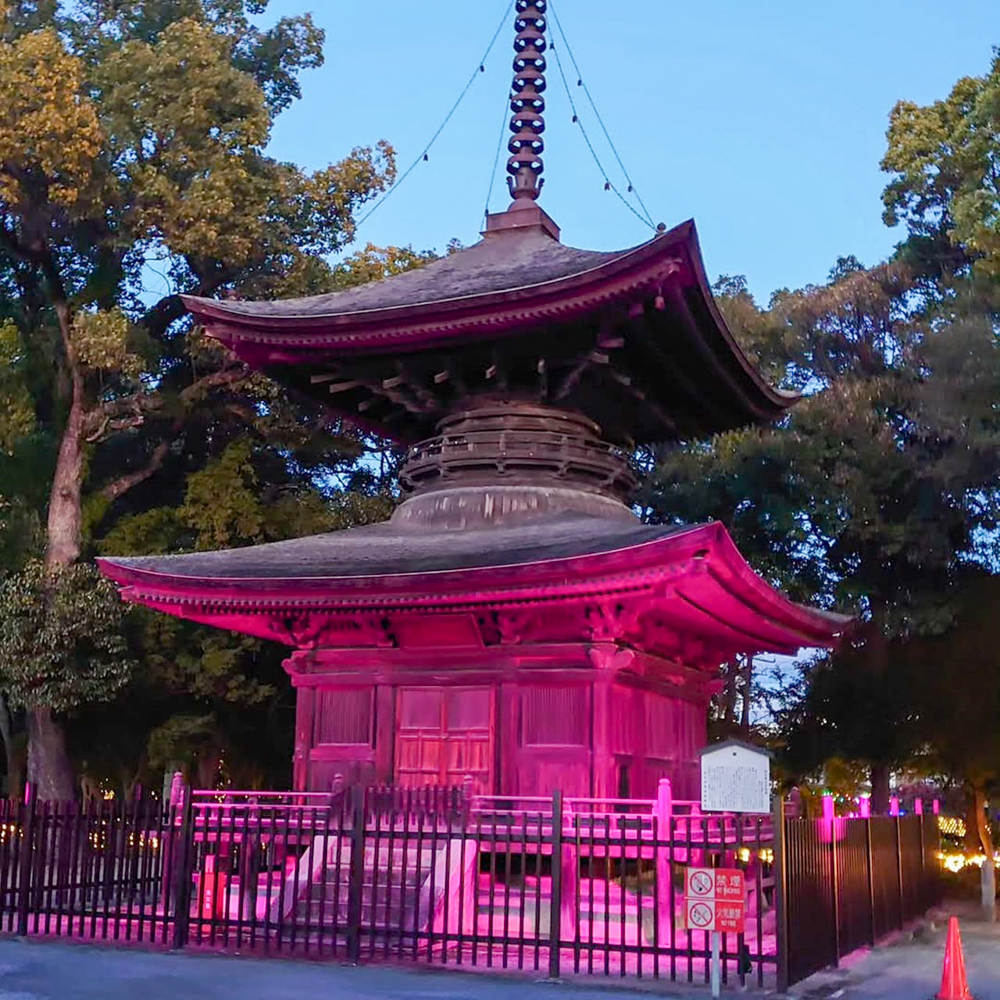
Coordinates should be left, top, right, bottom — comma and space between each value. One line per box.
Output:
689, 902, 713, 928
690, 871, 713, 896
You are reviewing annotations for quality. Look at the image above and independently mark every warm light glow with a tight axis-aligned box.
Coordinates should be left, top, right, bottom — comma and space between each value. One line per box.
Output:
938, 815, 966, 837
735, 847, 774, 865
936, 850, 998, 873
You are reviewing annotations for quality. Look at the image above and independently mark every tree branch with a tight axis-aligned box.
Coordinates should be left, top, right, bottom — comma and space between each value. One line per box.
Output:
96, 363, 247, 505
100, 439, 172, 502
82, 394, 163, 443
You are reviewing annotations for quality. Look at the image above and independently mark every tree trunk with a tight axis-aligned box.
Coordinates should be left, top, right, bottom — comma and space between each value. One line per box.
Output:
722, 660, 738, 725
196, 750, 220, 790
973, 784, 996, 921
870, 762, 890, 815
740, 655, 754, 733
26, 707, 75, 802
966, 798, 983, 852
973, 784, 994, 857
44, 353, 86, 570
30, 302, 86, 799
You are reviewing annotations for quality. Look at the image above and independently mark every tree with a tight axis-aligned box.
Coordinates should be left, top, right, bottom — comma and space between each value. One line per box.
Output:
905, 572, 1000, 856
644, 256, 1000, 809
0, 0, 400, 799
882, 48, 1000, 282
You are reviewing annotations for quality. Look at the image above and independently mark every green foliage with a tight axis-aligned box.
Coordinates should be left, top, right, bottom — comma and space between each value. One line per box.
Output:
0, 561, 133, 712
332, 243, 438, 289
0, 0, 430, 793
882, 49, 1000, 279
146, 713, 218, 772
71, 309, 143, 377
0, 320, 34, 453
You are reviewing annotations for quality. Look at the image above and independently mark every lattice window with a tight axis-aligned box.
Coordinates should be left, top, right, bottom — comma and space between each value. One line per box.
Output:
522, 687, 587, 746
314, 688, 373, 746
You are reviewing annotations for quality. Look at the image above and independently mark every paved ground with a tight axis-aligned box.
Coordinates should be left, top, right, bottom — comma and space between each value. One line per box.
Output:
0, 900, 994, 1000
0, 937, 728, 1000
793, 900, 1000, 1000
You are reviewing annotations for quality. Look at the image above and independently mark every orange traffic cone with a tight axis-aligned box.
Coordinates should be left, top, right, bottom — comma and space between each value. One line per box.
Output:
937, 916, 973, 1000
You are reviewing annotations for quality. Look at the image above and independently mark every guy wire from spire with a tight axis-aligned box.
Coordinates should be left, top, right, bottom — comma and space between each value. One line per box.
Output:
549, 1, 655, 227
484, 90, 514, 222
355, 0, 514, 231
548, 31, 655, 231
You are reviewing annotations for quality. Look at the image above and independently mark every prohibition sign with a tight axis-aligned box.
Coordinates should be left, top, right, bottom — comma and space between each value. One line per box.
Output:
689, 871, 713, 896
689, 902, 714, 929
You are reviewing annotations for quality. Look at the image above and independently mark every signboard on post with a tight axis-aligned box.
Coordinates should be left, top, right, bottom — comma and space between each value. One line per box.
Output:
682, 867, 746, 933
700, 739, 772, 814
682, 865, 747, 998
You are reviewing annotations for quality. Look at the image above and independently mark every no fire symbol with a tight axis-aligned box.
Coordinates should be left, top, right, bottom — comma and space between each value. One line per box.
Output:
688, 901, 714, 929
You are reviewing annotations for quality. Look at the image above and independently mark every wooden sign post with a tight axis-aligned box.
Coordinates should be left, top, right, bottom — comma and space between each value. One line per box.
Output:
694, 741, 772, 996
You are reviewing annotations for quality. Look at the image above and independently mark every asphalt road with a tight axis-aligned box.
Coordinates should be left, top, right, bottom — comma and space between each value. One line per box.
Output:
0, 938, 701, 1000
0, 900, 989, 1000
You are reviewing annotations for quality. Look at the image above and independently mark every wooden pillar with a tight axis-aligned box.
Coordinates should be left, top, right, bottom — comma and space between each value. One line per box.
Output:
292, 686, 314, 792
499, 681, 518, 796
374, 683, 395, 783
591, 676, 614, 799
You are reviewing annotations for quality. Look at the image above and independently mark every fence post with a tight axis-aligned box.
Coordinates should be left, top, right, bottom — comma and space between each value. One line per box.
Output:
548, 789, 563, 980
918, 814, 926, 906
865, 817, 876, 945
830, 813, 841, 966
16, 783, 35, 937
653, 778, 673, 949
895, 815, 904, 928
347, 786, 366, 963
772, 793, 789, 994
170, 783, 194, 950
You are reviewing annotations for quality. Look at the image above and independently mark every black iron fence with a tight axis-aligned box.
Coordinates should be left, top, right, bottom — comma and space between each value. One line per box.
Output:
0, 786, 941, 990
0, 794, 171, 943
179, 786, 777, 983
782, 814, 939, 986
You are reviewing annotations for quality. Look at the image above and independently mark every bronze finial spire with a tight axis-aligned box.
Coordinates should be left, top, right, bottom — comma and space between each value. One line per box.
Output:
507, 0, 547, 203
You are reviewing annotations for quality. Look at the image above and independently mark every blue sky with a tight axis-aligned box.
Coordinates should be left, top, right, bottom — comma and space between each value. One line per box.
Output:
260, 0, 997, 303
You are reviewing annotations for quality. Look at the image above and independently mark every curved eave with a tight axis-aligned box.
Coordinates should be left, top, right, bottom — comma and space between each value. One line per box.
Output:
97, 521, 846, 654
182, 220, 799, 422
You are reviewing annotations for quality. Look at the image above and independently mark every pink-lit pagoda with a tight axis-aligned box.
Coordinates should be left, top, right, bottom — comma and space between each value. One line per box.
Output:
99, 0, 845, 801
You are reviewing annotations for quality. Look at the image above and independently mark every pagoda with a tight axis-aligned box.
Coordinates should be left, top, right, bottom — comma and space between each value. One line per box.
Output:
98, 1, 846, 800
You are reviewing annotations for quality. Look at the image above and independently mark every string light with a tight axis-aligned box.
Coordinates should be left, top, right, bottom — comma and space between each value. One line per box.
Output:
938, 815, 966, 837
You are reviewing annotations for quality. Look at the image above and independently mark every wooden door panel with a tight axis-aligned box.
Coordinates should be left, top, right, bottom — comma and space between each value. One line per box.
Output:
395, 686, 494, 792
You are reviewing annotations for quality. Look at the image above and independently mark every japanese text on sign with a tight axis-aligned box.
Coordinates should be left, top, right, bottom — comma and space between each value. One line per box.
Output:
682, 868, 746, 934
700, 742, 771, 814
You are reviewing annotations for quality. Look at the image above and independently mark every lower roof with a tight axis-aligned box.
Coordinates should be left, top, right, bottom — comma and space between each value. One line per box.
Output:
99, 512, 676, 581
97, 515, 848, 658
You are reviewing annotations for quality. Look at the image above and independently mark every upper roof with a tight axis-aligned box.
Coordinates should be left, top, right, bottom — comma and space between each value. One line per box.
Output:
183, 219, 799, 445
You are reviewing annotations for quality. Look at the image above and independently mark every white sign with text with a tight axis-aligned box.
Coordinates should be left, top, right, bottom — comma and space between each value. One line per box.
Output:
700, 741, 771, 814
